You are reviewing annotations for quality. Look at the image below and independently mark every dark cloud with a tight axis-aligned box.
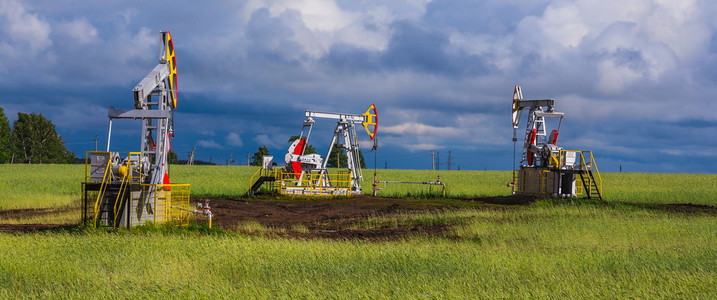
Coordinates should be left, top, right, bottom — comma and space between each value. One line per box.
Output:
0, 0, 715, 172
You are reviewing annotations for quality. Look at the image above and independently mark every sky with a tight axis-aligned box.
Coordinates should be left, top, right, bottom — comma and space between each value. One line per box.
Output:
1, 0, 716, 173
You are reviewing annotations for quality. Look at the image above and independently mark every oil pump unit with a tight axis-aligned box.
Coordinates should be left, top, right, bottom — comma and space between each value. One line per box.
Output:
249, 104, 378, 196
511, 86, 602, 199
81, 31, 200, 228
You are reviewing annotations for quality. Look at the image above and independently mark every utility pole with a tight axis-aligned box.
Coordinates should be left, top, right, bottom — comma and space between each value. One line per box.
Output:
94, 135, 98, 151
448, 150, 452, 171
188, 147, 195, 165
247, 152, 250, 166
431, 150, 435, 170
436, 152, 440, 170
384, 160, 387, 169
229, 152, 233, 166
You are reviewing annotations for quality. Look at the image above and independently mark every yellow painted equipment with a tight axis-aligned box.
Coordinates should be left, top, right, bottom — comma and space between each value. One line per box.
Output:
249, 162, 354, 196
82, 151, 196, 228
511, 86, 603, 199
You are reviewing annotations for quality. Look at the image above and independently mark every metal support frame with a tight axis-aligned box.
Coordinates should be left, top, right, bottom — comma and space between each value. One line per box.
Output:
83, 31, 194, 227
283, 106, 377, 196
510, 86, 601, 199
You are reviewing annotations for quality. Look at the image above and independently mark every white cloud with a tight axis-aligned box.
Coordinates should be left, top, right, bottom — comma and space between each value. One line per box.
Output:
0, 0, 52, 54
56, 18, 98, 44
267, 0, 353, 32
197, 140, 222, 149
253, 134, 280, 148
225, 132, 243, 147
658, 149, 717, 157
382, 122, 462, 136
596, 59, 643, 94
406, 143, 443, 151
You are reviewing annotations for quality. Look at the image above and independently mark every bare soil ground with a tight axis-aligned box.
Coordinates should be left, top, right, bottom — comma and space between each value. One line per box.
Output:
209, 195, 463, 240
1, 196, 714, 239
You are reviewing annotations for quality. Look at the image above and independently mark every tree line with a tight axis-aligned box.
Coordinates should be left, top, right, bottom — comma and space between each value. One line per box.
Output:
0, 107, 75, 164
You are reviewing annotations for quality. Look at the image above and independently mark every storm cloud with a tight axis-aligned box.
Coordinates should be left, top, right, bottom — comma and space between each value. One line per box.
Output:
1, 0, 715, 172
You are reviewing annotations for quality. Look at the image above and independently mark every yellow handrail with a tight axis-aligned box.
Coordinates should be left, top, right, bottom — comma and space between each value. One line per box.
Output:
276, 169, 353, 196
248, 166, 264, 186
112, 169, 130, 227
585, 151, 602, 197
92, 161, 112, 226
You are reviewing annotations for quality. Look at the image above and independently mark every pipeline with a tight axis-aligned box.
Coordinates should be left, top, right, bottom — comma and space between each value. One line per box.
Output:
172, 199, 212, 228
373, 175, 446, 197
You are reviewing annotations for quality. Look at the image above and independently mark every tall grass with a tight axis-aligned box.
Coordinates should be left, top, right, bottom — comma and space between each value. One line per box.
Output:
1, 205, 715, 299
0, 164, 83, 210
1, 165, 715, 211
601, 172, 717, 205
1, 165, 715, 298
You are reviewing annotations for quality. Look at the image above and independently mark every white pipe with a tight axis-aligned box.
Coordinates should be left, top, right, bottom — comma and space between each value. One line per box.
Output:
106, 119, 113, 151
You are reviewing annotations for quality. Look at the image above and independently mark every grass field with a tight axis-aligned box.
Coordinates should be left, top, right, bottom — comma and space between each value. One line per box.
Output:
0, 164, 715, 298
2, 164, 716, 210
1, 204, 715, 298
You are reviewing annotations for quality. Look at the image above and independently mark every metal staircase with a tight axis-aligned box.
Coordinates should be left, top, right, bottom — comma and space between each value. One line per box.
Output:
577, 151, 603, 199
248, 167, 276, 194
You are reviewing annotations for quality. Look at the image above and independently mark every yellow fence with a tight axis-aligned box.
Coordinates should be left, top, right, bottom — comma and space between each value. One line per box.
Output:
83, 151, 192, 228
275, 169, 353, 196
140, 183, 192, 226
555, 150, 602, 198
515, 169, 554, 195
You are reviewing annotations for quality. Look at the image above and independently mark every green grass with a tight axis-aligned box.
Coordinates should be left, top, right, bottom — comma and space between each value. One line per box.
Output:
0, 164, 715, 298
601, 172, 717, 205
1, 165, 716, 211
0, 164, 83, 210
1, 202, 715, 298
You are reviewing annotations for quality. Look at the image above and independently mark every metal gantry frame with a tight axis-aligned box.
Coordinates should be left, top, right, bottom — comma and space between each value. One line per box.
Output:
281, 104, 378, 195
511, 86, 602, 199
81, 31, 205, 228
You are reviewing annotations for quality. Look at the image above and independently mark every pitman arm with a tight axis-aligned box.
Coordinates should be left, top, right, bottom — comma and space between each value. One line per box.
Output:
132, 63, 170, 109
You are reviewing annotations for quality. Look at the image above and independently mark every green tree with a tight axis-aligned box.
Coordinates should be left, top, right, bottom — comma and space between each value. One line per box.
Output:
250, 145, 270, 166
287, 135, 317, 155
0, 107, 11, 163
326, 144, 365, 169
10, 112, 75, 164
168, 150, 179, 164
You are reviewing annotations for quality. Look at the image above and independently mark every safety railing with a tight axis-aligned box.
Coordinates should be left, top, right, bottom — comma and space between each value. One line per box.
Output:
150, 183, 191, 225
515, 169, 554, 195
249, 167, 274, 187
112, 171, 130, 227
85, 151, 144, 226
127, 183, 192, 226
85, 151, 143, 183
555, 150, 602, 198
92, 160, 112, 226
84, 151, 194, 227
583, 151, 602, 198
276, 169, 352, 196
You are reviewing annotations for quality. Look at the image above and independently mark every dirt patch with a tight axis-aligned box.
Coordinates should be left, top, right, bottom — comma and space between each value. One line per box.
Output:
210, 195, 440, 226
657, 203, 716, 215
0, 224, 70, 233
207, 195, 456, 240
0, 207, 71, 219
2, 196, 714, 239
